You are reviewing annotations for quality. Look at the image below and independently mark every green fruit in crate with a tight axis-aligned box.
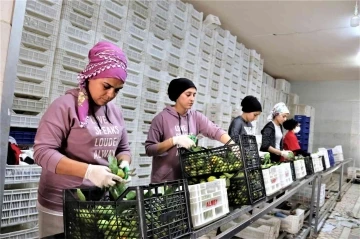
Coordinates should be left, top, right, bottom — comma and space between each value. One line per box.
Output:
126, 191, 136, 200
97, 220, 109, 231
76, 189, 86, 202
117, 168, 125, 178
109, 219, 119, 231
207, 176, 216, 182
200, 179, 206, 183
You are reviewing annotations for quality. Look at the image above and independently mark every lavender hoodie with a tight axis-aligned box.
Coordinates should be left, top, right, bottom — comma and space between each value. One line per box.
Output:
34, 89, 130, 211
145, 106, 226, 183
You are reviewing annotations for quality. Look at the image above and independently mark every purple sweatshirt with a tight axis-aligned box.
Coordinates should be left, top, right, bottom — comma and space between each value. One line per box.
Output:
145, 106, 226, 183
34, 89, 131, 212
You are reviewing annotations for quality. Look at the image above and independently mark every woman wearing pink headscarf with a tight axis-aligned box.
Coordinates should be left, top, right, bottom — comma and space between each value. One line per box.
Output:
34, 42, 134, 237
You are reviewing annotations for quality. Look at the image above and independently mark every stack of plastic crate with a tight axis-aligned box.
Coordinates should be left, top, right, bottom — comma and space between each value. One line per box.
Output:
96, 0, 128, 46
247, 49, 262, 99
11, 0, 62, 130
194, 27, 214, 113
236, 43, 250, 101
294, 115, 311, 151
206, 103, 232, 132
50, 0, 99, 103
230, 43, 244, 109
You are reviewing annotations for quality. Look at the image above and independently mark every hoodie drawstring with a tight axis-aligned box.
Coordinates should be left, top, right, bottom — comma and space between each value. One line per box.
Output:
177, 113, 190, 135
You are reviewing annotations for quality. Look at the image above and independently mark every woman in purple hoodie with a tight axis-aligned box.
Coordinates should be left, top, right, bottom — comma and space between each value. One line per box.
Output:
34, 42, 134, 238
145, 78, 233, 183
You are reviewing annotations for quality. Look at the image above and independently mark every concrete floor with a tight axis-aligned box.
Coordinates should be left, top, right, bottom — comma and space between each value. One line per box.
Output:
315, 182, 360, 239
198, 174, 360, 239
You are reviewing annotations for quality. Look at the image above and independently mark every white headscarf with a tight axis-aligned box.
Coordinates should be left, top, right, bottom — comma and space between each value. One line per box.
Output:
267, 102, 290, 121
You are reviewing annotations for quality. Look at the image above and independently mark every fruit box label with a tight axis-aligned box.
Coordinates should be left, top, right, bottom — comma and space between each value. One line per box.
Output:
206, 199, 218, 207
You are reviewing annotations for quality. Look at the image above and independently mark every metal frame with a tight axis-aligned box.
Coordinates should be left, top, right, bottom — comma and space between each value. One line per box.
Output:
189, 159, 354, 238
0, 0, 27, 229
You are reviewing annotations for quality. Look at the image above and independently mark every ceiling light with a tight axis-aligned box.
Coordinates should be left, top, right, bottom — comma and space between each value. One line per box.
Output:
350, 1, 359, 27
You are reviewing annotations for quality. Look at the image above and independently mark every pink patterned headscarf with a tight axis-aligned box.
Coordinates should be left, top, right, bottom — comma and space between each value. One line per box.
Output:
77, 41, 127, 128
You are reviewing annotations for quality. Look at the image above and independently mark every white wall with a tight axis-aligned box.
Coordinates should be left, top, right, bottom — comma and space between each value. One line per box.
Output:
291, 80, 360, 167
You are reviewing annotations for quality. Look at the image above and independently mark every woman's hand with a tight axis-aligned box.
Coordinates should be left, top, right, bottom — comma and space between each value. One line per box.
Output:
85, 164, 128, 188
172, 135, 195, 149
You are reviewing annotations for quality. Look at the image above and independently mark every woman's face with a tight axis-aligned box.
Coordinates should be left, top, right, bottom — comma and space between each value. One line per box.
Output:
176, 88, 197, 110
245, 111, 261, 122
88, 78, 124, 106
275, 113, 288, 125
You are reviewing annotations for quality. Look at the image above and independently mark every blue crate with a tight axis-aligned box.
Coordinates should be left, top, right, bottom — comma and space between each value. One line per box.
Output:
327, 149, 335, 167
300, 143, 308, 151
298, 138, 309, 144
300, 127, 310, 134
294, 115, 310, 123
296, 132, 310, 139
9, 130, 36, 145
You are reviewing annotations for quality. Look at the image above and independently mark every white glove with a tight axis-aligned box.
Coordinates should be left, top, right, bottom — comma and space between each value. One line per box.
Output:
85, 164, 125, 188
172, 135, 195, 149
281, 150, 292, 159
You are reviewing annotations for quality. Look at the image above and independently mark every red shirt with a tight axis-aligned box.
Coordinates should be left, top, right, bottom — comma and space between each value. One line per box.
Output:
283, 131, 301, 152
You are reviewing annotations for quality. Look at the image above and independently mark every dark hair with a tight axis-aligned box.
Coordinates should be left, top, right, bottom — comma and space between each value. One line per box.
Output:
283, 119, 299, 131
85, 81, 112, 129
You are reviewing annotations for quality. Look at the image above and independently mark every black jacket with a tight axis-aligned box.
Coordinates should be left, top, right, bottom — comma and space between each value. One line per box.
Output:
260, 121, 284, 162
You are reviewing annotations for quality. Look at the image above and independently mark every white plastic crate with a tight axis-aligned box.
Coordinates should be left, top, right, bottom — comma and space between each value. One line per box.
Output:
221, 214, 281, 239
122, 108, 139, 120
52, 65, 79, 87
129, 175, 151, 186
97, 21, 123, 43
142, 89, 159, 102
58, 36, 92, 59
139, 121, 151, 133
262, 166, 282, 196
12, 97, 46, 113
122, 44, 144, 63
188, 179, 229, 229
125, 20, 148, 41
61, 8, 97, 31
54, 48, 87, 69
122, 83, 141, 98
1, 206, 38, 227
133, 156, 152, 166
17, 64, 48, 84
150, 14, 168, 33
332, 145, 344, 162
133, 164, 152, 177
293, 184, 325, 207
126, 71, 143, 86
275, 209, 304, 234
293, 159, 307, 180
278, 163, 293, 189
169, 0, 187, 21
149, 22, 169, 42
127, 9, 150, 30
142, 77, 161, 92
142, 112, 156, 122
181, 49, 197, 65
129, 0, 150, 18
0, 225, 39, 239
148, 32, 168, 51
124, 119, 138, 131
23, 14, 56, 37
11, 114, 41, 128
150, 3, 169, 21
127, 60, 145, 76
275, 79, 291, 93
311, 154, 324, 173
19, 46, 51, 67
100, 0, 128, 19
168, 34, 183, 49
2, 188, 37, 211
318, 148, 331, 169
166, 53, 181, 68
26, 0, 61, 21
141, 100, 163, 114
143, 65, 166, 81
147, 43, 166, 60
116, 95, 140, 109
5, 165, 42, 184
14, 80, 47, 99
64, 0, 98, 18
21, 31, 53, 51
